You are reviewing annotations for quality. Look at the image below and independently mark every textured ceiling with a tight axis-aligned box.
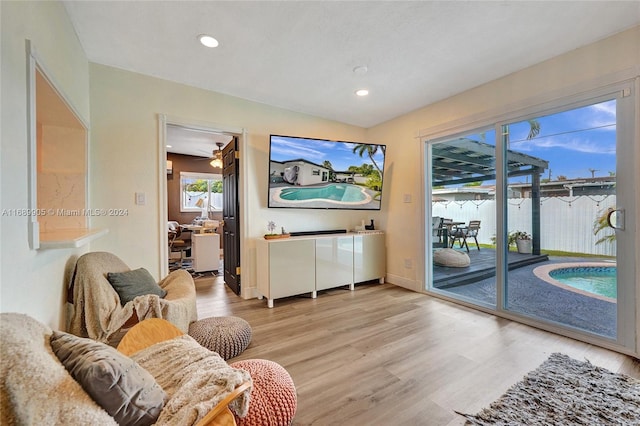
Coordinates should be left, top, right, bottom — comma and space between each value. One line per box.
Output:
166, 125, 232, 158
64, 1, 639, 128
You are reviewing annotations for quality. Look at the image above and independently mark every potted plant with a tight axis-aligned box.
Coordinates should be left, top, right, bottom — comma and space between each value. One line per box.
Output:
510, 231, 532, 254
264, 221, 289, 239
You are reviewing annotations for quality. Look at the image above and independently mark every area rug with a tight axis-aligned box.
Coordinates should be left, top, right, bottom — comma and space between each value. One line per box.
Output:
458, 352, 640, 425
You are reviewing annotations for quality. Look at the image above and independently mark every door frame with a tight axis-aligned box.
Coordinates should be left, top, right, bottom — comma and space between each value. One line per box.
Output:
157, 115, 248, 292
419, 78, 638, 357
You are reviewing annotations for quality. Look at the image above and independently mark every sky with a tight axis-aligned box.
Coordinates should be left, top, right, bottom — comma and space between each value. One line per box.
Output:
271, 98, 616, 182
507, 99, 616, 181
269, 135, 385, 172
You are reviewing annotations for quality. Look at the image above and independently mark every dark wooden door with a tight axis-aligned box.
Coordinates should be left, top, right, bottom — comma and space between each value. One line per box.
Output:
222, 136, 241, 295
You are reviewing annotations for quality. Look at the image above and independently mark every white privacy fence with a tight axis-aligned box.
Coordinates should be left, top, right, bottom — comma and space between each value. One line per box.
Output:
185, 192, 223, 211
432, 195, 617, 256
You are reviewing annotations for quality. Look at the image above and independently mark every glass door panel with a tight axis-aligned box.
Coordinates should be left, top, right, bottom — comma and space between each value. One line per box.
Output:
429, 130, 497, 308
503, 99, 618, 339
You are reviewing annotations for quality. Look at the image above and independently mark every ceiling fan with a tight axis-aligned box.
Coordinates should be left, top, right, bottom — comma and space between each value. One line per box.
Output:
209, 142, 224, 168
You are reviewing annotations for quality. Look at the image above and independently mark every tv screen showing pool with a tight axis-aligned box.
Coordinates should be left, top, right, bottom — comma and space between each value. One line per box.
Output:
268, 135, 386, 210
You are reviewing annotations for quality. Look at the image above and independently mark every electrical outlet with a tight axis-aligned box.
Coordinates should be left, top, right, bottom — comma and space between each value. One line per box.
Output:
135, 192, 146, 205
403, 193, 412, 203
404, 258, 413, 269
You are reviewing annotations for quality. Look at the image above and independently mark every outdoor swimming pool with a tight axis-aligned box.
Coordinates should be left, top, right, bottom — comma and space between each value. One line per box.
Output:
550, 266, 616, 299
533, 263, 617, 302
279, 184, 367, 203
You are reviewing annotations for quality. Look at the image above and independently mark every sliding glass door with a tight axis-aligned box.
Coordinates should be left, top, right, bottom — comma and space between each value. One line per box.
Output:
426, 84, 636, 353
429, 129, 497, 308
503, 98, 620, 339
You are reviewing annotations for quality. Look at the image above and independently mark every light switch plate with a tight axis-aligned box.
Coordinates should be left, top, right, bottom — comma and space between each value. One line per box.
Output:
135, 192, 146, 205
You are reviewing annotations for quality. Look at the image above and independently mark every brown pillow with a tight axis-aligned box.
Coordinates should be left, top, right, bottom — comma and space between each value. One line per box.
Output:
107, 267, 167, 306
50, 331, 166, 426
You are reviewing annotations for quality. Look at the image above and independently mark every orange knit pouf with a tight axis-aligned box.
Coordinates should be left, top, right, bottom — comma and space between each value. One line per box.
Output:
230, 359, 297, 426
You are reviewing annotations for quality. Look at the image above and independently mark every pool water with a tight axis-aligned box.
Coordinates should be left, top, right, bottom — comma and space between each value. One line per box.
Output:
279, 184, 366, 202
549, 266, 617, 299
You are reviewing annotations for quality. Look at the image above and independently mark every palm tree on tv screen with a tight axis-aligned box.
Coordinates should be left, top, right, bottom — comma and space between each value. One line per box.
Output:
323, 160, 336, 181
352, 144, 385, 178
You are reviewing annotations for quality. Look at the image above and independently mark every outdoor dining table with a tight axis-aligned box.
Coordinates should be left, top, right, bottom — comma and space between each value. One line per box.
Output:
435, 221, 465, 247
444, 221, 465, 247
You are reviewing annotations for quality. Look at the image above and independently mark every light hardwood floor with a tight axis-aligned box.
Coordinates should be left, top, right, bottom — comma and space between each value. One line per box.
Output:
195, 276, 640, 426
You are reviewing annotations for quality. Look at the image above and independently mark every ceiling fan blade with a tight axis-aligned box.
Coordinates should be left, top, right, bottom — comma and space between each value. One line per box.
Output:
189, 143, 223, 161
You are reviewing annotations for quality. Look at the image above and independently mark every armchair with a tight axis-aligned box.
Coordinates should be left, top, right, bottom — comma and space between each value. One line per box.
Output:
0, 313, 251, 426
68, 251, 197, 344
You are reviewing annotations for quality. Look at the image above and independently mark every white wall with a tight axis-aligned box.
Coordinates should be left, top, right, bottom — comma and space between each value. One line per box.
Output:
0, 1, 91, 328
367, 26, 640, 292
87, 64, 374, 298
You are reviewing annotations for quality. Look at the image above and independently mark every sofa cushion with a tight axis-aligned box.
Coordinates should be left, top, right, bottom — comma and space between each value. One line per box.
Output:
50, 331, 166, 426
107, 267, 167, 305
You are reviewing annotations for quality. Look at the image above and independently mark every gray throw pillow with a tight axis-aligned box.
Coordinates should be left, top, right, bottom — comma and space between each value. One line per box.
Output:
50, 331, 166, 426
107, 267, 167, 306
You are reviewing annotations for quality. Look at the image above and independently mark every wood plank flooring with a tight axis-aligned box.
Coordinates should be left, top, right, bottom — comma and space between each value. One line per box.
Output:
195, 276, 640, 426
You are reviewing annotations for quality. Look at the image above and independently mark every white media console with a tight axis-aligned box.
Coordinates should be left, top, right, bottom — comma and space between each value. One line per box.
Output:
256, 231, 385, 308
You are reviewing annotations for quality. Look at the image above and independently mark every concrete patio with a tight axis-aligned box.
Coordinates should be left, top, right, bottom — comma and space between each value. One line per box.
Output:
432, 248, 617, 338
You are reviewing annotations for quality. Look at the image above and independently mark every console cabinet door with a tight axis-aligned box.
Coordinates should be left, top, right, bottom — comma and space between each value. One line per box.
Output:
316, 236, 354, 291
353, 233, 386, 283
268, 239, 316, 299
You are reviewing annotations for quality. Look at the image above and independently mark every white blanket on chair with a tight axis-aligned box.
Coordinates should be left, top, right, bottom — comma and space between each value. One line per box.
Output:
131, 335, 252, 425
68, 252, 197, 343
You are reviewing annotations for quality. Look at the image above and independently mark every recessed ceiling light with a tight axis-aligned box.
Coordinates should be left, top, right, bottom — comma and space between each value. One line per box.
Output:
198, 34, 219, 48
355, 89, 369, 97
166, 145, 172, 148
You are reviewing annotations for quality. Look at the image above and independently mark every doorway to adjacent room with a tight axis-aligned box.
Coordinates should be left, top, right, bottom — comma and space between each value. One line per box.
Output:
159, 117, 243, 295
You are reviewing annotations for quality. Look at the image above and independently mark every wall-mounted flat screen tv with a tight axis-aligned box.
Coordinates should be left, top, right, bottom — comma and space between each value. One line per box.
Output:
268, 135, 386, 210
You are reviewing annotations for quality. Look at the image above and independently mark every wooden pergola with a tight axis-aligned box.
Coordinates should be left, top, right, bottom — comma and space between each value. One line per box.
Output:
432, 138, 549, 255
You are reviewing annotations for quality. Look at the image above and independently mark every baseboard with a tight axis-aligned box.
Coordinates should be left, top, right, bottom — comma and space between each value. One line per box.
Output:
242, 286, 258, 300
384, 274, 423, 293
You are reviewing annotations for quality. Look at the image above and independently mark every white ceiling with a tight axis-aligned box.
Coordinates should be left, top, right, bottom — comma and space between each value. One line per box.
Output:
166, 125, 232, 158
64, 1, 639, 131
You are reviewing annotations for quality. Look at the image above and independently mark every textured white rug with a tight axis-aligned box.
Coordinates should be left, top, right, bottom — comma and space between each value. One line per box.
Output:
459, 353, 640, 425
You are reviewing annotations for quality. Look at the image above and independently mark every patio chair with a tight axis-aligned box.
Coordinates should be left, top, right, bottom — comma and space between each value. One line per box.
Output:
432, 216, 446, 248
450, 220, 481, 252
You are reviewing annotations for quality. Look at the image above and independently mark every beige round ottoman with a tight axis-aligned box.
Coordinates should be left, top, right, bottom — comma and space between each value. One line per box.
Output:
433, 248, 471, 267
188, 316, 252, 360
230, 359, 297, 426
